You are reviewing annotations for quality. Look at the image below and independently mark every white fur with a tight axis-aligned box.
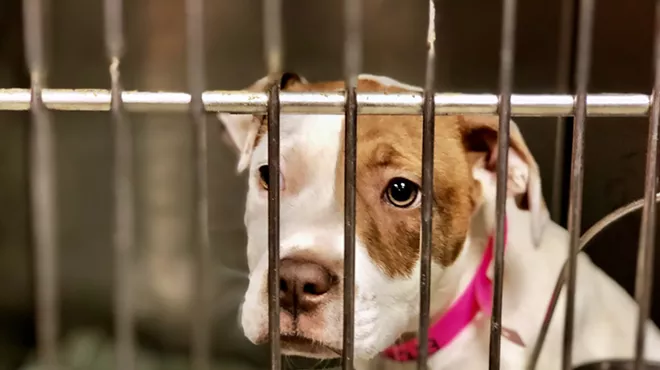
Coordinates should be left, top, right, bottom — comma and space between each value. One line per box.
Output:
221, 74, 660, 370
236, 110, 444, 358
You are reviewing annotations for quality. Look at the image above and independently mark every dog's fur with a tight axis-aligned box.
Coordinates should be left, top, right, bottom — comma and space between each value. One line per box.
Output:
219, 73, 660, 369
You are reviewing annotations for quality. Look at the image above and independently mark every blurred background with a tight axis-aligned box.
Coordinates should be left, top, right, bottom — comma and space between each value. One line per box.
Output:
0, 0, 658, 369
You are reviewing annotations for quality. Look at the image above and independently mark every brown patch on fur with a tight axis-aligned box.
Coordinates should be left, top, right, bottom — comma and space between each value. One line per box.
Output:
335, 112, 476, 278
334, 109, 547, 277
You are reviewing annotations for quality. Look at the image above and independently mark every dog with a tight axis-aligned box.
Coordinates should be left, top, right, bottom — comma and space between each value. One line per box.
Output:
219, 73, 660, 370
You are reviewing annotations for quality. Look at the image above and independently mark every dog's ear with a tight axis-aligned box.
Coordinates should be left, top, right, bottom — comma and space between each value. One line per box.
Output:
218, 72, 308, 172
458, 115, 550, 246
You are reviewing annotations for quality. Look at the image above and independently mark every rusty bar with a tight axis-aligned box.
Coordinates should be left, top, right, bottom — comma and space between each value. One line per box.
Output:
562, 0, 596, 368
633, 1, 660, 369
342, 0, 362, 368
417, 0, 437, 369
103, 0, 135, 368
22, 0, 58, 368
488, 0, 518, 367
185, 0, 212, 368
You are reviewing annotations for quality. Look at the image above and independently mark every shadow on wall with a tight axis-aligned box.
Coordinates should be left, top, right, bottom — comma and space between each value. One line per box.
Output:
0, 0, 659, 369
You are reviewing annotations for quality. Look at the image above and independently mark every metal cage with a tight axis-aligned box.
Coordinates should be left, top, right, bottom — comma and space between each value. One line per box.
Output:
0, 0, 659, 369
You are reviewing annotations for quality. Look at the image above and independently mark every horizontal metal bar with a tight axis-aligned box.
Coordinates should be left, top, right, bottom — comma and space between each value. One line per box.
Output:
0, 88, 652, 116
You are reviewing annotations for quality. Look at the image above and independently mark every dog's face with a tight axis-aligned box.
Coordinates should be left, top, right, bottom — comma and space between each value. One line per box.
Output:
219, 73, 548, 360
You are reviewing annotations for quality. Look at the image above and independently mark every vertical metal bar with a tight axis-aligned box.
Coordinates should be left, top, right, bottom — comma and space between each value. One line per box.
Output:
488, 0, 517, 368
562, 0, 595, 369
104, 0, 135, 369
185, 0, 212, 369
23, 0, 58, 368
417, 1, 437, 369
633, 2, 660, 369
343, 0, 361, 369
263, 1, 283, 368
264, 0, 283, 76
550, 0, 576, 222
341, 62, 358, 370
267, 84, 282, 370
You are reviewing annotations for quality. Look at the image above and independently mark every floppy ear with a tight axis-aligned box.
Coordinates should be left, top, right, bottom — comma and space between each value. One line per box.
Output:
458, 115, 550, 247
217, 72, 308, 172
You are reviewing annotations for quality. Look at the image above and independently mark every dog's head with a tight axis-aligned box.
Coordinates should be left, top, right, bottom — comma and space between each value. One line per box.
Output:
219, 73, 549, 360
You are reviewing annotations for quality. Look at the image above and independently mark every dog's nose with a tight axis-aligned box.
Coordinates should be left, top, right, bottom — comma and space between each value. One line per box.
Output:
279, 258, 336, 315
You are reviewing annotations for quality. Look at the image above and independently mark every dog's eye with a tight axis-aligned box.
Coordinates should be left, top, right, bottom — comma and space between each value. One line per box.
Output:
257, 164, 285, 192
258, 165, 270, 190
384, 177, 420, 208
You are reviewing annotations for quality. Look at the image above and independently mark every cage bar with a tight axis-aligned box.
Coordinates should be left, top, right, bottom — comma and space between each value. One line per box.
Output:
550, 0, 576, 222
342, 0, 362, 368
264, 0, 283, 76
8, 2, 660, 369
633, 1, 660, 369
562, 0, 596, 369
22, 0, 59, 368
263, 1, 284, 369
185, 0, 212, 368
417, 1, 437, 369
489, 0, 518, 368
103, 0, 136, 368
267, 82, 282, 370
0, 90, 654, 116
0, 89, 652, 116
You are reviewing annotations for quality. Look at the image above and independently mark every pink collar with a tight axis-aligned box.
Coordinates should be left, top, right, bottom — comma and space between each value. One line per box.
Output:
381, 219, 509, 362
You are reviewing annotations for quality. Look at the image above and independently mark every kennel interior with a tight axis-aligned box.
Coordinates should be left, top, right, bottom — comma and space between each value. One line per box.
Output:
0, 0, 660, 369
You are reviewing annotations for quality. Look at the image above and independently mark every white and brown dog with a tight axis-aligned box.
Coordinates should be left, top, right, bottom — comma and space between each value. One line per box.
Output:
219, 73, 660, 370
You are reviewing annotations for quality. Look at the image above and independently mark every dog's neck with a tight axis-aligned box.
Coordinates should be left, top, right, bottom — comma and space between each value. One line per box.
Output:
384, 200, 506, 360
